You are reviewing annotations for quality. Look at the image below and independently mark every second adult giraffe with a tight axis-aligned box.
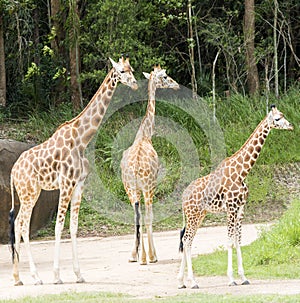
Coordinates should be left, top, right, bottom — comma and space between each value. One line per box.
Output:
121, 65, 179, 264
9, 56, 137, 286
178, 105, 293, 288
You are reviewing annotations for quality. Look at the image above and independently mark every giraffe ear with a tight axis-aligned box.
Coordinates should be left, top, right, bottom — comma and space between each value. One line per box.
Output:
143, 72, 150, 79
109, 57, 120, 70
270, 104, 277, 114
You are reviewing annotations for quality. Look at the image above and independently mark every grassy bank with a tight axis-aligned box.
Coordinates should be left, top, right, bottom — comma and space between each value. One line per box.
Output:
193, 198, 300, 279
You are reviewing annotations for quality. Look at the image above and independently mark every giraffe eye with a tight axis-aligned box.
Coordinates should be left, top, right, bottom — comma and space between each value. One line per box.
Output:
274, 117, 281, 121
120, 70, 125, 74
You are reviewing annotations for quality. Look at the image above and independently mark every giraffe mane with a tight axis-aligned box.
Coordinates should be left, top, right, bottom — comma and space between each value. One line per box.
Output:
230, 115, 268, 158
54, 69, 115, 133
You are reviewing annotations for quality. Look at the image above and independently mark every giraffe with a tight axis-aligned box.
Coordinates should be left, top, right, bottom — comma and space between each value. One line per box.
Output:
177, 105, 293, 289
9, 56, 138, 286
120, 65, 179, 265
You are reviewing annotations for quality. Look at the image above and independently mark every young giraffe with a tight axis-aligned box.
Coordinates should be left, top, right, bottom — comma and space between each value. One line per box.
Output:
9, 56, 138, 286
178, 105, 293, 288
121, 65, 179, 264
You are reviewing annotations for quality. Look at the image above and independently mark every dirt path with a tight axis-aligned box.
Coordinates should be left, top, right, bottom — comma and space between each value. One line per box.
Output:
1, 223, 299, 300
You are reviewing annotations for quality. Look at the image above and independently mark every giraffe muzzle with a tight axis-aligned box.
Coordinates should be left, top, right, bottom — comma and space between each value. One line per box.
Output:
131, 82, 138, 91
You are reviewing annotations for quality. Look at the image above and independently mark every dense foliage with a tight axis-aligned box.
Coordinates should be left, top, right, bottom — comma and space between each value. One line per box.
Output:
0, 0, 299, 115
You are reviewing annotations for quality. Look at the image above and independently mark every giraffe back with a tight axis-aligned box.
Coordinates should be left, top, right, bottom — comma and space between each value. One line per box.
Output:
121, 138, 158, 192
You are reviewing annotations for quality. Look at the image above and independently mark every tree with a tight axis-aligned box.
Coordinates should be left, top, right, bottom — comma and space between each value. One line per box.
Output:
187, 0, 197, 98
244, 0, 259, 95
0, 12, 6, 106
273, 0, 279, 98
50, 0, 68, 106
67, 0, 82, 110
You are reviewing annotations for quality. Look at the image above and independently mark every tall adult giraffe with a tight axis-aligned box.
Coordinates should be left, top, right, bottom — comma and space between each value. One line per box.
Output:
121, 65, 179, 264
177, 105, 293, 288
9, 56, 138, 286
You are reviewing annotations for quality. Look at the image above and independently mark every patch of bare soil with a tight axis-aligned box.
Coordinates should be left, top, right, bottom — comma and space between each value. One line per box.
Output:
0, 224, 299, 300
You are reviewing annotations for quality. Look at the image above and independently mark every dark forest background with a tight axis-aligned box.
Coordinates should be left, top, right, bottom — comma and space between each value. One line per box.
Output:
0, 0, 299, 116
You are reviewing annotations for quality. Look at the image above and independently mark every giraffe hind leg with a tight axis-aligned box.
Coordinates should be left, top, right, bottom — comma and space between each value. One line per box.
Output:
177, 227, 187, 288
129, 201, 146, 264
21, 204, 43, 285
135, 201, 141, 258
129, 201, 140, 262
14, 202, 43, 286
10, 213, 23, 286
144, 198, 157, 263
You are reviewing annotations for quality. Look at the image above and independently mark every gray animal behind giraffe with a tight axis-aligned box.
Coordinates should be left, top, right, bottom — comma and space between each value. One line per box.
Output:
178, 105, 293, 289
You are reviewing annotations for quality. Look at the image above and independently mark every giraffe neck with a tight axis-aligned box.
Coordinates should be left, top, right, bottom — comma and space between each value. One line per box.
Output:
135, 77, 156, 140
230, 116, 271, 179
69, 68, 118, 147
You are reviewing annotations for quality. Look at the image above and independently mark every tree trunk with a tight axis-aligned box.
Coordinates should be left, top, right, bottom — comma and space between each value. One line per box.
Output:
69, 0, 82, 111
33, 7, 40, 65
244, 0, 259, 95
0, 13, 6, 107
273, 0, 279, 98
50, 0, 67, 106
70, 42, 82, 110
187, 0, 197, 99
50, 0, 64, 54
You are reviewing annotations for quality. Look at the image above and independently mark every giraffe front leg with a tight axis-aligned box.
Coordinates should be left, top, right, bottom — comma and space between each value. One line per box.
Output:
235, 216, 250, 285
227, 238, 236, 286
53, 220, 64, 284
236, 243, 249, 285
53, 192, 70, 285
70, 181, 85, 283
227, 209, 239, 286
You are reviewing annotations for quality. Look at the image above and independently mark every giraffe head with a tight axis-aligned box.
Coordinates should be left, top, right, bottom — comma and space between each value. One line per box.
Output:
109, 55, 138, 90
268, 105, 293, 130
143, 64, 179, 90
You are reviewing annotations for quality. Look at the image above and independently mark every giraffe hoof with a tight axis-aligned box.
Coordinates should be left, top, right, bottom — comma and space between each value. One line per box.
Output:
35, 280, 43, 285
229, 281, 238, 286
191, 284, 199, 289
54, 279, 63, 285
128, 257, 137, 263
149, 258, 158, 263
178, 284, 187, 289
76, 277, 85, 283
242, 280, 250, 285
139, 261, 147, 265
14, 280, 24, 286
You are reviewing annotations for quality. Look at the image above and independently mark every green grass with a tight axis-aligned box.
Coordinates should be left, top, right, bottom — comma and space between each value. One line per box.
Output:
193, 199, 300, 279
2, 292, 300, 303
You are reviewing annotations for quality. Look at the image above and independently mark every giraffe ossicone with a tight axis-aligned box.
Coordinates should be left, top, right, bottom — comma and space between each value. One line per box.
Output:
9, 56, 137, 286
177, 105, 293, 289
120, 65, 179, 265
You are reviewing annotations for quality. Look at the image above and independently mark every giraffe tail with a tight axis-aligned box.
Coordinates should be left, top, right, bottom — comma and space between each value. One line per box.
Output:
9, 175, 16, 262
179, 226, 186, 253
134, 202, 141, 254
